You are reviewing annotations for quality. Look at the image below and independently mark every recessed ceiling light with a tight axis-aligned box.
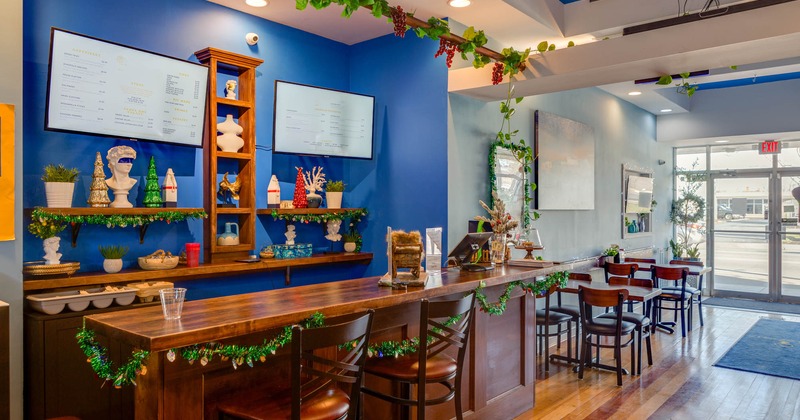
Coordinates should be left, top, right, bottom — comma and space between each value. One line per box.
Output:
628, 91, 642, 96
715, 140, 730, 143
660, 109, 673, 113
246, 0, 268, 7
448, 0, 471, 7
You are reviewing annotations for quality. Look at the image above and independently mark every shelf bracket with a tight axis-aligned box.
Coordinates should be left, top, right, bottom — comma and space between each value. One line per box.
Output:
138, 223, 151, 244
285, 266, 291, 286
69, 223, 83, 248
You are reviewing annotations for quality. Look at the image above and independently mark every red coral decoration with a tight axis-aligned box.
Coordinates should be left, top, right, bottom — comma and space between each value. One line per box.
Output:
292, 167, 308, 209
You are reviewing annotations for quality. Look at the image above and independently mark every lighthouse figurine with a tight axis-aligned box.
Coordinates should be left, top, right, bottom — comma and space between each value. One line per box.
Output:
267, 175, 280, 209
162, 168, 178, 207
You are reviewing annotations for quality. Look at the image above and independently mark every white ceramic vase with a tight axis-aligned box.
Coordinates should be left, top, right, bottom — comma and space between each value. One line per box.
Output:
45, 182, 75, 208
216, 114, 244, 152
103, 258, 123, 274
344, 242, 357, 253
42, 237, 62, 265
326, 191, 342, 209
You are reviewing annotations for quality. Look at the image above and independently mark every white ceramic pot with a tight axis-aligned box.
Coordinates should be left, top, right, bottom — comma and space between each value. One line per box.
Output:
103, 258, 123, 274
216, 114, 244, 152
326, 191, 342, 209
344, 242, 357, 253
45, 182, 75, 208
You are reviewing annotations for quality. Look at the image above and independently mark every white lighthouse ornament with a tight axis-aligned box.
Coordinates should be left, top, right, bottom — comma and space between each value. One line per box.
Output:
162, 168, 178, 207
267, 175, 280, 209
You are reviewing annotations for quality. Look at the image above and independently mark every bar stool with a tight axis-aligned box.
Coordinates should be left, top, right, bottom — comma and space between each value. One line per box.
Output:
600, 277, 653, 374
670, 259, 705, 328
547, 273, 592, 366
361, 292, 476, 420
217, 310, 374, 420
603, 263, 638, 311
652, 265, 693, 337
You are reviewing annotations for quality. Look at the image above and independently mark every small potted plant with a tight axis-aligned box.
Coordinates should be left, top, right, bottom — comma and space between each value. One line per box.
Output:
326, 180, 345, 209
42, 164, 79, 208
342, 231, 359, 253
685, 243, 702, 262
602, 246, 619, 266
28, 219, 66, 265
99, 245, 129, 274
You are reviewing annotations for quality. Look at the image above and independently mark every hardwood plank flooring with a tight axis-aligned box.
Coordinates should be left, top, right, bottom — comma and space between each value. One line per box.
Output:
515, 306, 800, 420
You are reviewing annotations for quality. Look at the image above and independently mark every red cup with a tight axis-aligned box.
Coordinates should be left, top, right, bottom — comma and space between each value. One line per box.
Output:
185, 243, 200, 267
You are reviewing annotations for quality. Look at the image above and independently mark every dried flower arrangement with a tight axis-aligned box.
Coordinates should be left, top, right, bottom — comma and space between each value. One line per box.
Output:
476, 191, 519, 236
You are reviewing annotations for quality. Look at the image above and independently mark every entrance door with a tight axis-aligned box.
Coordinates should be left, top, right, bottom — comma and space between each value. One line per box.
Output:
710, 175, 772, 299
780, 174, 800, 303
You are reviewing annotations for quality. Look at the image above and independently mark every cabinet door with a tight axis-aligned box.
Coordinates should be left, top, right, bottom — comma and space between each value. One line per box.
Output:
27, 314, 134, 420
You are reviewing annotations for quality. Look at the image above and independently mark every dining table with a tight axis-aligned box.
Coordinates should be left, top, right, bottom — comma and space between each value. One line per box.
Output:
633, 262, 712, 334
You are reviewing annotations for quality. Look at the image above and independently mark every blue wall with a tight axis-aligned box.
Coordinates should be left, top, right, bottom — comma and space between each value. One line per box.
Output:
23, 0, 447, 297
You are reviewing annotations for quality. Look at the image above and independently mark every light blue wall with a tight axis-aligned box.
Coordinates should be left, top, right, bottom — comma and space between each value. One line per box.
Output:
448, 87, 672, 261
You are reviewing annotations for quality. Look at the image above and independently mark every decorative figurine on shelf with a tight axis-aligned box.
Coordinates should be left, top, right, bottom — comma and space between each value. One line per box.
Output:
302, 166, 326, 208
162, 168, 178, 207
285, 225, 296, 245
217, 172, 241, 208
143, 156, 164, 208
216, 114, 244, 153
267, 175, 280, 209
106, 145, 137, 208
87, 152, 111, 208
390, 230, 424, 279
28, 219, 66, 265
325, 219, 342, 242
292, 167, 308, 209
225, 80, 237, 99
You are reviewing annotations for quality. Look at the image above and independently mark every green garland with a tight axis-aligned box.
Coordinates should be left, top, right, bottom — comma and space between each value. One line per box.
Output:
32, 208, 207, 228
77, 271, 569, 387
269, 208, 367, 224
76, 325, 150, 388
489, 140, 536, 229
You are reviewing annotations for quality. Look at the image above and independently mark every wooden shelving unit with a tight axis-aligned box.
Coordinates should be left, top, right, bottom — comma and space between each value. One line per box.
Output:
195, 47, 263, 263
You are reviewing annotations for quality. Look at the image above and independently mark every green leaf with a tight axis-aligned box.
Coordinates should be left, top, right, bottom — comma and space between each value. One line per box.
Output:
537, 41, 549, 53
687, 85, 697, 97
547, 43, 556, 51
500, 102, 509, 113
679, 72, 691, 80
296, 0, 309, 10
507, 108, 515, 118
462, 26, 476, 41
655, 75, 673, 85
730, 65, 738, 70
567, 40, 575, 47
515, 97, 523, 104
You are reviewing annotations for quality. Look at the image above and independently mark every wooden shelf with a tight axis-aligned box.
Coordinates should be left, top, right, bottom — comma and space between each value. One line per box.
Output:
215, 207, 251, 215
216, 97, 252, 109
23, 253, 373, 292
256, 208, 364, 216
28, 207, 204, 216
216, 151, 251, 160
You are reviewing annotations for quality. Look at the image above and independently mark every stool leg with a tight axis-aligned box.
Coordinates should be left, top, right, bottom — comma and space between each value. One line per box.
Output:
557, 324, 562, 349
680, 300, 686, 338
544, 324, 550, 372
578, 331, 588, 379
615, 339, 622, 386
637, 329, 643, 375
567, 321, 573, 360
646, 333, 653, 367
454, 372, 464, 420
698, 295, 704, 326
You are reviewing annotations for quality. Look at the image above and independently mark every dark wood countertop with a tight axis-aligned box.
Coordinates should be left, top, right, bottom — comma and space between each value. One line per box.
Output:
85, 264, 571, 353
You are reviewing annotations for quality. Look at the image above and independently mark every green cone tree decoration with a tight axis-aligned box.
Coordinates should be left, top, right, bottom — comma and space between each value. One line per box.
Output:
143, 156, 164, 208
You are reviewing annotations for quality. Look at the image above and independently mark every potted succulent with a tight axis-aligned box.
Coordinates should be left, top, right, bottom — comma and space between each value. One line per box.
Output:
99, 245, 129, 274
602, 246, 619, 266
342, 231, 359, 253
28, 219, 66, 265
326, 180, 344, 209
42, 164, 79, 208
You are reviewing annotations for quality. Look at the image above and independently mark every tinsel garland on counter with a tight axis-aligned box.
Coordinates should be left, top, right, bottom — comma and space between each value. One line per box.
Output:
76, 271, 569, 387
32, 208, 207, 228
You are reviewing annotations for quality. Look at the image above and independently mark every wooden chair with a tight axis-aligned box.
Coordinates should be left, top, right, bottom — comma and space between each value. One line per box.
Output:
603, 277, 653, 374
652, 266, 693, 338
577, 286, 637, 386
217, 310, 374, 420
362, 292, 476, 420
623, 257, 656, 264
670, 259, 705, 328
536, 284, 576, 371
549, 272, 592, 363
603, 262, 638, 283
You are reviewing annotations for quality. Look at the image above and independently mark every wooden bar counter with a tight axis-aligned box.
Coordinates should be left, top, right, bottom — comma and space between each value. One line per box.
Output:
85, 264, 571, 419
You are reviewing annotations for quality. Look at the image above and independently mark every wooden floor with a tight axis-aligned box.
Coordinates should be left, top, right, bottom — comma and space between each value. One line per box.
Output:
515, 305, 800, 420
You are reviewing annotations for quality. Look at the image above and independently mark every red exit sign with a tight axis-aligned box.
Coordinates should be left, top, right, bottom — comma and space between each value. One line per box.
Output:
759, 140, 781, 155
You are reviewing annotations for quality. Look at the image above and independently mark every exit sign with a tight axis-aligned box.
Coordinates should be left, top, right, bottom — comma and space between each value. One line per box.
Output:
760, 140, 781, 155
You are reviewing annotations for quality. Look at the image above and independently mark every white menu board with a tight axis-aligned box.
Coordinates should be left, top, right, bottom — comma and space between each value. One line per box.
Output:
46, 29, 208, 147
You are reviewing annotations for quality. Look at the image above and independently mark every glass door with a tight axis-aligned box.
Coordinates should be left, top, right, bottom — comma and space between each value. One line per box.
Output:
710, 175, 772, 298
780, 174, 800, 302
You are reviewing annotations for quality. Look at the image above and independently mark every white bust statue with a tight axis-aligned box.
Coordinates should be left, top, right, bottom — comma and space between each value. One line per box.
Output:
285, 225, 296, 245
106, 145, 137, 208
225, 80, 237, 99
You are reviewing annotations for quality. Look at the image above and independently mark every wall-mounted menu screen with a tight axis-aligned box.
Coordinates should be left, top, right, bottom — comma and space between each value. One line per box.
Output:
273, 81, 374, 159
45, 28, 209, 147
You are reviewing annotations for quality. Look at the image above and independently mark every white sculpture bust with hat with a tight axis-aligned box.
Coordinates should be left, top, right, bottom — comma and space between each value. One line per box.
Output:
106, 145, 138, 208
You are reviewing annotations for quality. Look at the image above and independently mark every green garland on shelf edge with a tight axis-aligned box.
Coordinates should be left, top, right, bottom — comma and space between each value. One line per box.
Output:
269, 208, 367, 224
76, 271, 569, 388
32, 208, 207, 228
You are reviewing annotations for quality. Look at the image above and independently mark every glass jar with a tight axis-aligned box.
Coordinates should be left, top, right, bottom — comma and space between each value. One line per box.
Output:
491, 233, 507, 265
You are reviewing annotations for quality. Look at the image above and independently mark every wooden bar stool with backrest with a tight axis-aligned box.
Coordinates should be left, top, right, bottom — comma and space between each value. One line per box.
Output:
577, 286, 636, 386
362, 292, 476, 420
670, 259, 705, 328
549, 272, 592, 364
652, 265, 692, 337
600, 277, 653, 374
536, 283, 576, 370
217, 310, 374, 420
604, 263, 638, 312
624, 258, 656, 279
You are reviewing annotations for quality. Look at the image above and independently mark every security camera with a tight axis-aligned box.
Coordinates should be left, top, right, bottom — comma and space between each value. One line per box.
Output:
246, 33, 259, 46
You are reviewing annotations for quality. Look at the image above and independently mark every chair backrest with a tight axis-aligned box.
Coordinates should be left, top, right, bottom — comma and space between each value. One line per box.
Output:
291, 310, 374, 420
651, 265, 689, 290
670, 259, 703, 267
569, 272, 592, 282
625, 257, 656, 264
578, 286, 627, 330
417, 292, 476, 386
608, 276, 653, 288
604, 262, 638, 282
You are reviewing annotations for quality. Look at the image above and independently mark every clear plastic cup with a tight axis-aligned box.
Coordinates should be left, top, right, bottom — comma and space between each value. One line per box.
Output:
159, 288, 187, 320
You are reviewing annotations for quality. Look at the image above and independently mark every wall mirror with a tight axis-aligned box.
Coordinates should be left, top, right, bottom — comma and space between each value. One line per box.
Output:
490, 141, 534, 239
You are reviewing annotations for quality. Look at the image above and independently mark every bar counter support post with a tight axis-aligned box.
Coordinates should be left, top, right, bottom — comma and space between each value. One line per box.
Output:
285, 267, 291, 286
136, 351, 163, 420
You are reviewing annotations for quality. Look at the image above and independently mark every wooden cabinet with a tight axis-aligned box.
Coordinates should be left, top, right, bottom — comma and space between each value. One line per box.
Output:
195, 48, 263, 263
24, 306, 142, 420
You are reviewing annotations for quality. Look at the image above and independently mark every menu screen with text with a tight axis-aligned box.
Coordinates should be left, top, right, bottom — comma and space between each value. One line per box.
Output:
46, 29, 209, 147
